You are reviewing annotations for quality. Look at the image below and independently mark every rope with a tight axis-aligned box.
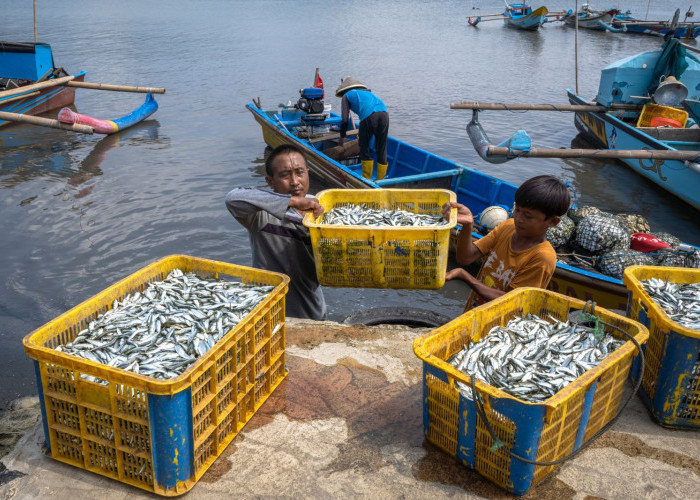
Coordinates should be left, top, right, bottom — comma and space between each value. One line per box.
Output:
468, 306, 644, 466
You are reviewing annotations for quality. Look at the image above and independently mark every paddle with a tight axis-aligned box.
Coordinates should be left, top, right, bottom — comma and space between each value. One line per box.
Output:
0, 110, 94, 134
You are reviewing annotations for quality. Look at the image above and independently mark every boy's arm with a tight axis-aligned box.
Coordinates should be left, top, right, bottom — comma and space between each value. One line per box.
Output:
442, 202, 483, 266
445, 268, 507, 301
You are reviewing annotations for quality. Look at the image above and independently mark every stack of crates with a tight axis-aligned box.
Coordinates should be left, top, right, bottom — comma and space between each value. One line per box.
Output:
23, 255, 289, 495
623, 265, 700, 429
413, 287, 648, 495
302, 189, 457, 289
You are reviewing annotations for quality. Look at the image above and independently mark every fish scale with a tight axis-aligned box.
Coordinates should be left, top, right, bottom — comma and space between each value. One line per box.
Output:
55, 269, 274, 380
448, 314, 624, 403
321, 203, 447, 227
641, 278, 700, 330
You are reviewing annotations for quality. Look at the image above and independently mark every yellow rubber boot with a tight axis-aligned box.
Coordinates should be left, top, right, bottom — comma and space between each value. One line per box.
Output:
361, 160, 374, 179
376, 163, 388, 180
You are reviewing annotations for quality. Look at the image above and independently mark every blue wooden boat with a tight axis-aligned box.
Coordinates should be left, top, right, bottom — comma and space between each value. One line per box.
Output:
613, 8, 700, 40
567, 37, 700, 210
0, 41, 86, 127
504, 3, 548, 30
247, 95, 634, 310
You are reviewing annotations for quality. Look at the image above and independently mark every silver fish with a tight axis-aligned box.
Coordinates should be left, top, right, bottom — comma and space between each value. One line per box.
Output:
641, 278, 700, 331
448, 314, 624, 403
321, 203, 447, 227
55, 269, 277, 381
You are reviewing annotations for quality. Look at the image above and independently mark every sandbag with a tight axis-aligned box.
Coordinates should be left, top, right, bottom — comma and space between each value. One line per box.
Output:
596, 250, 656, 279
575, 213, 630, 254
567, 205, 601, 225
546, 214, 575, 248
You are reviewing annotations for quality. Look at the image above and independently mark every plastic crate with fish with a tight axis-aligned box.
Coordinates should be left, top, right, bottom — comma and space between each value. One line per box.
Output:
412, 288, 648, 495
623, 265, 700, 429
302, 189, 457, 289
22, 255, 289, 496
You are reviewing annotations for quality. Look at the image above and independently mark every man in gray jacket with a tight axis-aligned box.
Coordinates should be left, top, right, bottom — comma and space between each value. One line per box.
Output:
225, 144, 327, 320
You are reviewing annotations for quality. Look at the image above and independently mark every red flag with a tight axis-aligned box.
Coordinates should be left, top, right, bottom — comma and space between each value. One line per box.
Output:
314, 71, 324, 99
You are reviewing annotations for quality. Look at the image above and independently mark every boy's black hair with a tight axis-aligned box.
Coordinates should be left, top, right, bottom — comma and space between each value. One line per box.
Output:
265, 144, 306, 176
514, 175, 570, 219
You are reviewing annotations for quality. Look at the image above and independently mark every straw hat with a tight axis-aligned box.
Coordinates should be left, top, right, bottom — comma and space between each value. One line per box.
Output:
335, 77, 368, 97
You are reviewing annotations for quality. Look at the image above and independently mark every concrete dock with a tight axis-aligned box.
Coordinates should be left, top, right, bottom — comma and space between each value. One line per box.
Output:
1, 318, 699, 499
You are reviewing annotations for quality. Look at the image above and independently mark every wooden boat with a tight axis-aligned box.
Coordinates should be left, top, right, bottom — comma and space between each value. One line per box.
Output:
57, 93, 158, 134
0, 41, 85, 127
567, 37, 700, 211
612, 11, 700, 39
562, 4, 620, 31
503, 3, 548, 30
247, 96, 633, 310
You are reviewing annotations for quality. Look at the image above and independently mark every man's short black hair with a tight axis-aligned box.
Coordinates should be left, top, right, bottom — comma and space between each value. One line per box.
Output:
265, 144, 306, 177
514, 175, 570, 219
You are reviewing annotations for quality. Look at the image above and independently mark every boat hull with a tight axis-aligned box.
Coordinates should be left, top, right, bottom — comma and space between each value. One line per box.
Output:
504, 6, 548, 30
568, 90, 700, 210
0, 73, 85, 128
248, 102, 631, 310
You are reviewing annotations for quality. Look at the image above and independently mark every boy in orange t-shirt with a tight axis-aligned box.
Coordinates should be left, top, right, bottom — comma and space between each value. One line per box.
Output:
442, 175, 570, 310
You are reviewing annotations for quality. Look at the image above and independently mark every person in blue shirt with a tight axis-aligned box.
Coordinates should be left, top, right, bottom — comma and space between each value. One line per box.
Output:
336, 77, 389, 180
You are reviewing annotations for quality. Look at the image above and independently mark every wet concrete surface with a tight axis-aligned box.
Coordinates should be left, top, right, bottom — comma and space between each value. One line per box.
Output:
1, 318, 699, 499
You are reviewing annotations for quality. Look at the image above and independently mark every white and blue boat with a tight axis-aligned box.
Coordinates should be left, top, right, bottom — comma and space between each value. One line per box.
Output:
503, 3, 549, 31
568, 37, 700, 210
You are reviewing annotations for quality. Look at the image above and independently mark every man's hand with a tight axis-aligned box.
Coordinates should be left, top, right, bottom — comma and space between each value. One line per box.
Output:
442, 202, 473, 226
290, 196, 324, 218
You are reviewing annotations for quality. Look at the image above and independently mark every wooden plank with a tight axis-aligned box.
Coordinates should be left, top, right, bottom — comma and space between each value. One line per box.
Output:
307, 129, 359, 144
0, 74, 77, 99
487, 146, 700, 161
65, 81, 166, 94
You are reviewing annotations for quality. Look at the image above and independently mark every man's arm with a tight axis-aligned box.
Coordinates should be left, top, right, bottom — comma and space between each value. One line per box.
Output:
338, 95, 350, 146
225, 188, 323, 229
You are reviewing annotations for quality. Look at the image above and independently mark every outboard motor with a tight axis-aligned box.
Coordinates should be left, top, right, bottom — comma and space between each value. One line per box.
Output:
296, 87, 326, 120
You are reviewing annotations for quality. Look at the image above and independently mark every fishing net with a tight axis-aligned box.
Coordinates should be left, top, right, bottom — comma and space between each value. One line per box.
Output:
616, 213, 651, 234
650, 232, 681, 249
596, 250, 656, 279
575, 213, 630, 254
546, 214, 575, 248
567, 205, 601, 225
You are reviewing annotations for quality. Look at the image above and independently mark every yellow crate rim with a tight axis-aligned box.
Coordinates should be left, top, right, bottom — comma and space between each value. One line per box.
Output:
623, 265, 700, 340
23, 254, 290, 395
413, 287, 649, 415
302, 188, 458, 229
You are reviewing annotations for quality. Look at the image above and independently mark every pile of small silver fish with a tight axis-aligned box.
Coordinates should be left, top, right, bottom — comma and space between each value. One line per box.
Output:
55, 269, 275, 380
448, 314, 624, 403
641, 278, 700, 330
321, 204, 447, 227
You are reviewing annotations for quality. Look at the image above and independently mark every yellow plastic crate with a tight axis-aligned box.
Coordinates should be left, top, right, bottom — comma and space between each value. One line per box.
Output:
413, 287, 648, 495
623, 266, 700, 429
23, 255, 289, 496
636, 103, 688, 128
302, 189, 457, 289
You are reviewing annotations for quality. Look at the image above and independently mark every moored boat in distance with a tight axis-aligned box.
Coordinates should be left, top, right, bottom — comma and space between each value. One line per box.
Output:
0, 41, 85, 127
612, 10, 700, 40
503, 3, 549, 30
248, 85, 653, 310
562, 4, 620, 31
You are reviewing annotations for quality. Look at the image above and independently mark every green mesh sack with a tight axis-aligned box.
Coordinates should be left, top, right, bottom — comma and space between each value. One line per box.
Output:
575, 214, 630, 254
567, 205, 601, 225
546, 214, 575, 248
616, 213, 651, 234
596, 250, 656, 279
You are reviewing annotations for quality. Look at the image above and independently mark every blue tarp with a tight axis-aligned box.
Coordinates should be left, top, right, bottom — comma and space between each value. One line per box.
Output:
648, 38, 700, 95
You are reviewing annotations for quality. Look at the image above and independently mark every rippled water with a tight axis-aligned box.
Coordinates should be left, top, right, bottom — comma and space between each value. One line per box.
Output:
2, 0, 698, 406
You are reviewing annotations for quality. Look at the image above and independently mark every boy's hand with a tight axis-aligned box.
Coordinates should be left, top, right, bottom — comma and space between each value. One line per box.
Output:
442, 202, 473, 226
445, 268, 467, 281
290, 196, 324, 218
